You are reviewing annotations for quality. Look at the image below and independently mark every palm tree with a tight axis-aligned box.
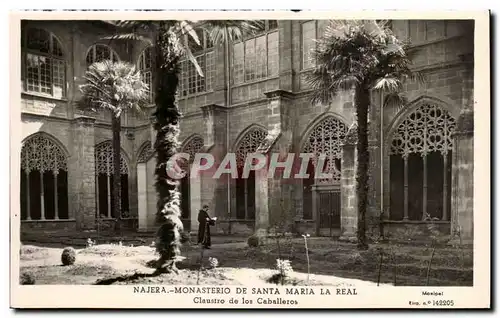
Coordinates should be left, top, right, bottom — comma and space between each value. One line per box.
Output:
111, 19, 262, 272
79, 60, 149, 231
307, 20, 422, 250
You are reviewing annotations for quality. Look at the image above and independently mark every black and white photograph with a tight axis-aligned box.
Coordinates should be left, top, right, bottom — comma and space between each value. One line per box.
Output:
9, 10, 490, 309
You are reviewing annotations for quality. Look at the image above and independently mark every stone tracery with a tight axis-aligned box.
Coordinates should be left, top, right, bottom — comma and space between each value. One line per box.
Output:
95, 141, 129, 175
235, 127, 268, 168
137, 142, 155, 164
302, 116, 348, 183
388, 103, 457, 221
20, 133, 69, 221
94, 141, 130, 218
390, 103, 456, 157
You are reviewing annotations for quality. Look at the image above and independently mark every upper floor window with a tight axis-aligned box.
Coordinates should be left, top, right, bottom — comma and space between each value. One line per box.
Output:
179, 30, 215, 97
232, 20, 279, 85
86, 44, 119, 67
301, 20, 328, 70
137, 46, 154, 104
22, 28, 66, 98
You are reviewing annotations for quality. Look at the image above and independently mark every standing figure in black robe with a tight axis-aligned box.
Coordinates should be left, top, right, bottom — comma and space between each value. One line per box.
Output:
197, 205, 213, 248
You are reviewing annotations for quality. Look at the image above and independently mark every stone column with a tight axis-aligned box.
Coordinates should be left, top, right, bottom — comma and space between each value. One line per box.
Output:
69, 116, 97, 230
200, 104, 230, 233
367, 91, 383, 238
339, 123, 358, 242
258, 89, 296, 236
449, 108, 474, 246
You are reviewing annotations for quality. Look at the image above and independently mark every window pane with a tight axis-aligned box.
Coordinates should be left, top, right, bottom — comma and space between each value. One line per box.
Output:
244, 39, 255, 81
26, 53, 52, 94
51, 35, 63, 57
205, 51, 215, 91
52, 59, 65, 98
267, 31, 279, 76
233, 42, 244, 84
26, 54, 40, 92
255, 35, 267, 79
302, 21, 316, 69
195, 55, 205, 93
141, 71, 153, 103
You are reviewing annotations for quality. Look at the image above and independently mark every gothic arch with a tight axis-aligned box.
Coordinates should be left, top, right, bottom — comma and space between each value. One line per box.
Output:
298, 112, 351, 151
299, 114, 349, 182
384, 97, 458, 222
95, 141, 130, 175
384, 95, 460, 145
181, 134, 205, 152
95, 141, 131, 218
232, 124, 268, 168
22, 132, 70, 158
137, 141, 155, 164
20, 132, 70, 221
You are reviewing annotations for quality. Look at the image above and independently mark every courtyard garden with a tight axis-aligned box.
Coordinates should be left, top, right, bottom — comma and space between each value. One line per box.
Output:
19, 233, 473, 287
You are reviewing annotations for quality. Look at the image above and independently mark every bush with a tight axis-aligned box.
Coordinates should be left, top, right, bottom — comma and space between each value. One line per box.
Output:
61, 247, 76, 266
247, 235, 260, 248
208, 257, 219, 269
20, 271, 35, 285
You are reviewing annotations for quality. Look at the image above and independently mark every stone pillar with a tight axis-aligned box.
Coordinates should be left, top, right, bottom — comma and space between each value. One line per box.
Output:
259, 89, 296, 236
449, 108, 474, 246
339, 123, 358, 242
200, 104, 230, 233
137, 163, 148, 232
367, 91, 383, 238
69, 116, 97, 230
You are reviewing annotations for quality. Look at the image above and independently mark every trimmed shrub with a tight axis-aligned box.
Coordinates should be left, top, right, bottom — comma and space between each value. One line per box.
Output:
20, 271, 35, 285
247, 235, 260, 248
61, 247, 76, 266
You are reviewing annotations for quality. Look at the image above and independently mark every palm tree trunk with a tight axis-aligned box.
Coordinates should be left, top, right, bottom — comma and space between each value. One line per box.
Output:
111, 114, 122, 233
355, 85, 370, 250
153, 22, 183, 271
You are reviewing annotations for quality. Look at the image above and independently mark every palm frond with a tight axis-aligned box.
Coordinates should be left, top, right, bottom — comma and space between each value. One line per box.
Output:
383, 92, 409, 109
372, 77, 403, 92
101, 33, 153, 45
113, 20, 157, 32
179, 20, 200, 46
204, 20, 264, 45
181, 34, 204, 77
79, 60, 150, 116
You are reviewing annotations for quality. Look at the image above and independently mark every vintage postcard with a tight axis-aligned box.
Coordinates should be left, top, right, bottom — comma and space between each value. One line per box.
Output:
9, 9, 490, 309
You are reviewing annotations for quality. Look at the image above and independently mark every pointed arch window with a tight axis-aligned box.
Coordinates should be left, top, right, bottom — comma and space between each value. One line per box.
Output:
138, 46, 154, 104
95, 141, 130, 218
20, 134, 69, 221
235, 127, 268, 220
22, 27, 66, 98
179, 136, 204, 230
86, 44, 120, 67
389, 103, 456, 221
301, 116, 347, 220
